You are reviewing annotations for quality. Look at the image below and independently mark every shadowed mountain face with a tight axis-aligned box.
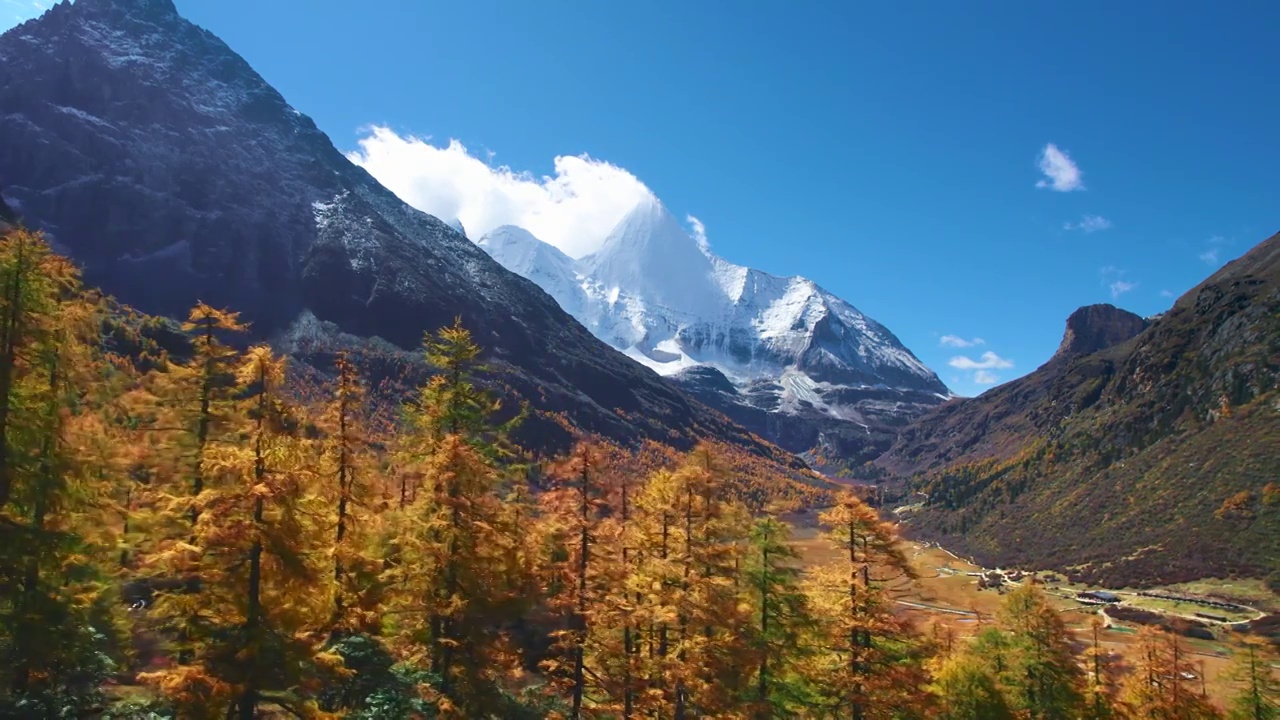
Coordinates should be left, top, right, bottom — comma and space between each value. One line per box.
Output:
880, 232, 1280, 588
0, 0, 795, 459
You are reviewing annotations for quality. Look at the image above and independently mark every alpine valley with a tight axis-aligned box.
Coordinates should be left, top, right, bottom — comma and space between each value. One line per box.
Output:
1, 1, 1279, 716
1, 0, 1278, 595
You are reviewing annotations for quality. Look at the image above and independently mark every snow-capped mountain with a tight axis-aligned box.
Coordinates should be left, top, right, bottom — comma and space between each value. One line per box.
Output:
0, 0, 794, 460
477, 196, 951, 463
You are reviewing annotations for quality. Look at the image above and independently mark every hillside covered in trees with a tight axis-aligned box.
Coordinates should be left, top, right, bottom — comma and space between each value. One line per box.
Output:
880, 231, 1280, 590
0, 229, 1276, 718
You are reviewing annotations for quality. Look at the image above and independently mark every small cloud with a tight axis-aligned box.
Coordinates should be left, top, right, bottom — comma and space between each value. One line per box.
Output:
687, 214, 710, 251
1100, 266, 1138, 299
948, 351, 1014, 371
1159, 289, 1174, 298
1035, 143, 1084, 192
1110, 280, 1138, 298
939, 335, 985, 348
950, 351, 1012, 386
1064, 215, 1112, 233
1199, 235, 1232, 266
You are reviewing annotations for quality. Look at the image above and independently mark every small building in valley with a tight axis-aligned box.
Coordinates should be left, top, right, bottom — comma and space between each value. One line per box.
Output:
1078, 591, 1120, 604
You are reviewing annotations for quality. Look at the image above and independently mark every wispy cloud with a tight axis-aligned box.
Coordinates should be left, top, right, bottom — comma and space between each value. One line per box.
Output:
949, 351, 1013, 387
347, 127, 655, 258
1100, 266, 1138, 299
1199, 235, 1231, 266
1159, 289, 1174, 298
1110, 280, 1137, 298
939, 335, 985, 348
1064, 215, 1112, 233
948, 351, 1014, 371
973, 370, 1000, 385
686, 215, 710, 252
1035, 143, 1084, 192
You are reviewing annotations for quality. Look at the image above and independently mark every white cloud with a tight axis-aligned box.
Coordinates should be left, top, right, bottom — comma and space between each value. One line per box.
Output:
939, 335, 985, 348
1064, 215, 1112, 233
948, 351, 1014, 371
687, 214, 710, 251
346, 127, 655, 258
1035, 143, 1084, 192
1110, 280, 1137, 298
1099, 266, 1138, 299
949, 351, 1012, 386
1199, 235, 1231, 266
1159, 289, 1174, 298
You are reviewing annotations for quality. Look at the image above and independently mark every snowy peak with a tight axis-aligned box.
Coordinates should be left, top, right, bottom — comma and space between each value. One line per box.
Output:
456, 174, 947, 469
479, 225, 577, 278
477, 225, 589, 319
584, 196, 720, 313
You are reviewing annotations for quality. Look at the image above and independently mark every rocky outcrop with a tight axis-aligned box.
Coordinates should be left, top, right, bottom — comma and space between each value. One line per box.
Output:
1053, 304, 1149, 360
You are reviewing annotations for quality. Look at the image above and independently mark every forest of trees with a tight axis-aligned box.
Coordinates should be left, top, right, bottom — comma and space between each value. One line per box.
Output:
0, 228, 1275, 718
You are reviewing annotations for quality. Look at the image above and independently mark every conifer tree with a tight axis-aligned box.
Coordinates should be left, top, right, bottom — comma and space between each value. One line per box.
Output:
1119, 626, 1222, 720
174, 303, 247, 531
383, 319, 530, 717
743, 516, 816, 718
992, 583, 1085, 719
930, 650, 1014, 720
1224, 638, 1277, 720
538, 441, 614, 718
141, 346, 332, 718
1083, 614, 1122, 719
317, 353, 379, 632
0, 231, 77, 511
0, 232, 124, 713
806, 492, 926, 719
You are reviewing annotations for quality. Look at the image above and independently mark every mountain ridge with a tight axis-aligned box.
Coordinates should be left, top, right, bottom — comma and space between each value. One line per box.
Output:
881, 231, 1280, 587
0, 0, 804, 466
475, 200, 950, 464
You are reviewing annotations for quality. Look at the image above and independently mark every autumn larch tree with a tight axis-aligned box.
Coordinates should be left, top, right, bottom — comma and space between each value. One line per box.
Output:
991, 582, 1086, 719
805, 491, 927, 719
0, 231, 125, 713
140, 346, 333, 718
1119, 625, 1222, 720
383, 318, 531, 717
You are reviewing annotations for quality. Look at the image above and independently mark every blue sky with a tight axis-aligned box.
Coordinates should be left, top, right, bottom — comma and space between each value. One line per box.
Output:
6, 1, 1279, 396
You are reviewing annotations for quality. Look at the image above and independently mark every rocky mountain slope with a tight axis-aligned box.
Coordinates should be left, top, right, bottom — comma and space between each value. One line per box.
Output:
880, 233, 1280, 588
0, 0, 800, 462
476, 197, 951, 464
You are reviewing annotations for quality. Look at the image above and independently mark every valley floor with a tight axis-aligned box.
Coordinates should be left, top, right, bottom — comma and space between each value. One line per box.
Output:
788, 515, 1280, 710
